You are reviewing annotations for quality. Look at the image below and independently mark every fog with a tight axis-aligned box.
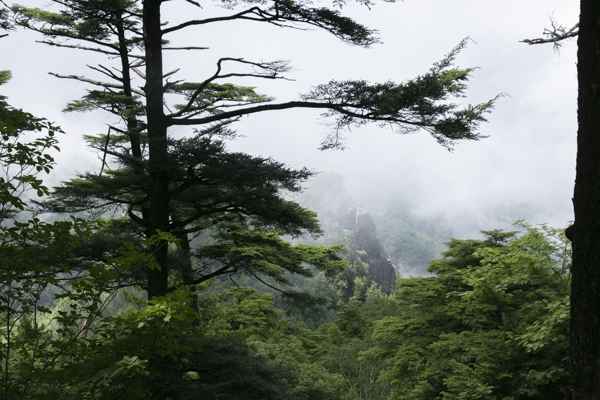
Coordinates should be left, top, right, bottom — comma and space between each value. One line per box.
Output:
2, 0, 578, 246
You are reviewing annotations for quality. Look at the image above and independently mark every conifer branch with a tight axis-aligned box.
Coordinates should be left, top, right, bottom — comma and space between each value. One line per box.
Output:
48, 73, 145, 95
127, 204, 147, 226
188, 263, 236, 286
162, 7, 271, 34
36, 40, 125, 57
168, 57, 290, 118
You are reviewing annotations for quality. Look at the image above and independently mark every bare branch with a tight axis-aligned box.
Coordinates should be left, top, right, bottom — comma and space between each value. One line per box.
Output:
167, 57, 291, 119
188, 264, 236, 286
167, 58, 228, 118
37, 40, 123, 57
223, 58, 293, 77
130, 59, 146, 79
522, 19, 579, 49
169, 100, 338, 126
132, 67, 146, 79
211, 71, 293, 82
250, 271, 292, 294
163, 46, 208, 51
48, 73, 145, 96
163, 68, 180, 79
184, 0, 202, 8
162, 7, 273, 34
86, 64, 123, 83
106, 124, 129, 135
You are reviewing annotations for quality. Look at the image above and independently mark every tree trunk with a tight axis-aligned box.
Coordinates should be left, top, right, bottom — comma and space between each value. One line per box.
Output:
143, 0, 170, 300
116, 13, 145, 167
177, 232, 202, 326
568, 1, 600, 398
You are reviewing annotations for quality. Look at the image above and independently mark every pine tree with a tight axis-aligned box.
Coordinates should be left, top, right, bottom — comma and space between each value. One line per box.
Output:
13, 0, 496, 302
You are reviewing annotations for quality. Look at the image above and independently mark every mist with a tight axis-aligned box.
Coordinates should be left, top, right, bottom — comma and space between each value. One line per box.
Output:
2, 0, 578, 272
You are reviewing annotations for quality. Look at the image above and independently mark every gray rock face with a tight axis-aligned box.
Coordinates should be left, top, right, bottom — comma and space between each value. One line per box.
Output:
346, 205, 396, 294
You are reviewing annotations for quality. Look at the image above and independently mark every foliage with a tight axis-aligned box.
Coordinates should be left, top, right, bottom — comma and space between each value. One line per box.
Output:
319, 286, 399, 400
155, 337, 297, 400
3, 0, 502, 397
0, 217, 97, 399
365, 225, 570, 399
0, 71, 61, 220
0, 2, 11, 34
0, 68, 99, 399
189, 283, 352, 399
10, 0, 497, 306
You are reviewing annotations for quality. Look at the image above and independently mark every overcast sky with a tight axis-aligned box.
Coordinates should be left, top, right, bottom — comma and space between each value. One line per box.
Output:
1, 0, 579, 234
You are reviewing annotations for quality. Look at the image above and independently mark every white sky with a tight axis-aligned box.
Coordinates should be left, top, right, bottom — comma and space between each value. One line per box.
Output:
1, 0, 579, 233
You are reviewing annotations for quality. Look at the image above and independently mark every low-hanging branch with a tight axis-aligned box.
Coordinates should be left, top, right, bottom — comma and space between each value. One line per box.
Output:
169, 100, 345, 125
167, 40, 494, 149
168, 91, 492, 149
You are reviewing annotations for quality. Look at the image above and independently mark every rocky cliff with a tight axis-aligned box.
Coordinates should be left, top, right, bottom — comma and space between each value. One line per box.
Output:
345, 205, 397, 294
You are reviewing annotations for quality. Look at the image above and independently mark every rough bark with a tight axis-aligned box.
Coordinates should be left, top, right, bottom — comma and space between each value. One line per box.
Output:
143, 0, 170, 299
568, 1, 600, 398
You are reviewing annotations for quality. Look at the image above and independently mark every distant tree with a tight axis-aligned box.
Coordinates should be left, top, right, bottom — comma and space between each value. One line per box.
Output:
12, 0, 496, 304
364, 226, 570, 400
142, 284, 352, 400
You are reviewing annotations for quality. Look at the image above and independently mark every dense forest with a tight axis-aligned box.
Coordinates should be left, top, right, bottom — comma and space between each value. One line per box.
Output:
0, 0, 580, 399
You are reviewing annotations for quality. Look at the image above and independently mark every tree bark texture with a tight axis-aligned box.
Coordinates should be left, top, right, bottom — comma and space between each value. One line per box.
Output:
143, 0, 170, 299
569, 1, 600, 398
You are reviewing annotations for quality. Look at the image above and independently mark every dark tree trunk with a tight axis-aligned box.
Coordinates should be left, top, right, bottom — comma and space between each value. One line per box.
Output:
142, 4, 172, 397
116, 14, 144, 165
569, 1, 600, 398
143, 0, 170, 300
176, 232, 202, 326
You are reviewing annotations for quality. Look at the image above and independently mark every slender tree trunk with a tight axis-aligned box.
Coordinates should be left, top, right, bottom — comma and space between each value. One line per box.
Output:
115, 13, 155, 278
568, 1, 600, 398
143, 0, 170, 300
116, 14, 145, 166
176, 232, 202, 326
